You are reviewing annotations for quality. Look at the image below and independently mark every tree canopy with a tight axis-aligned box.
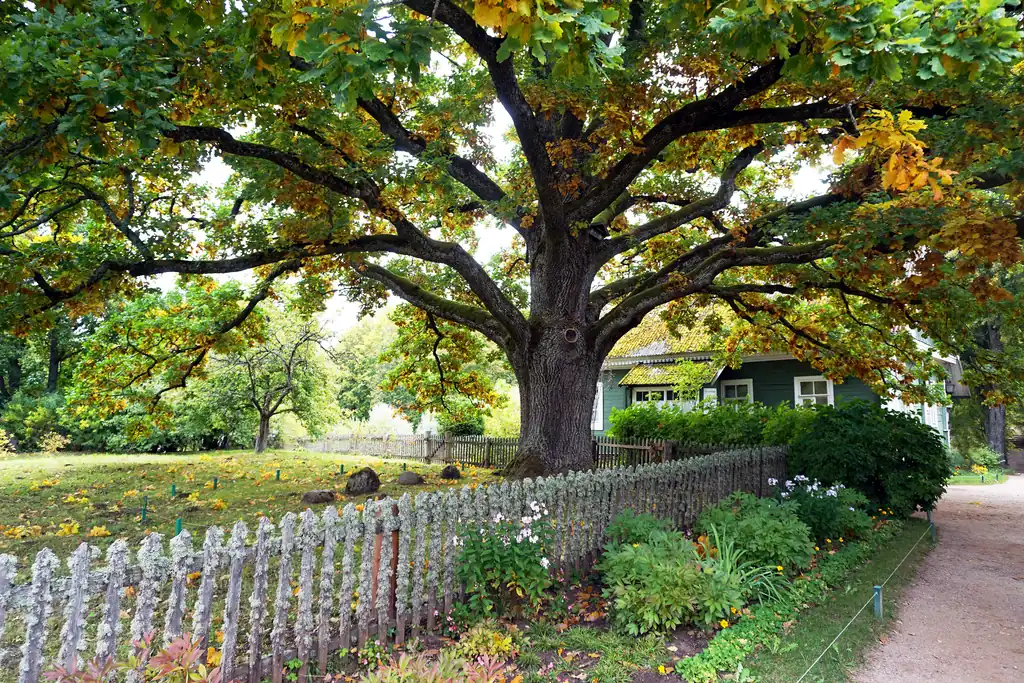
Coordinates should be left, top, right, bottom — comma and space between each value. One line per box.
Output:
3, 0, 1024, 471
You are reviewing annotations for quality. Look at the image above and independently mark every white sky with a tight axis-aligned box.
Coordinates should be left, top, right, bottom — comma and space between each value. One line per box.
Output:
180, 104, 831, 335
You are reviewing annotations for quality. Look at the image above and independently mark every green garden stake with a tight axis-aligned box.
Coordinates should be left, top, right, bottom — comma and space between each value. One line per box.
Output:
873, 585, 883, 619
339, 464, 345, 475
981, 474, 985, 483
402, 462, 407, 471
170, 483, 177, 498
175, 518, 183, 535
213, 477, 218, 490
275, 469, 281, 481
141, 496, 148, 523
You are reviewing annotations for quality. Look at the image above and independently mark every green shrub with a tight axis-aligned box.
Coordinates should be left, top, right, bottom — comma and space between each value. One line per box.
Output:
451, 620, 520, 661
0, 392, 63, 450
773, 477, 873, 544
696, 493, 814, 570
787, 401, 951, 516
456, 504, 552, 619
604, 510, 674, 547
607, 401, 816, 445
598, 530, 703, 635
965, 446, 1002, 468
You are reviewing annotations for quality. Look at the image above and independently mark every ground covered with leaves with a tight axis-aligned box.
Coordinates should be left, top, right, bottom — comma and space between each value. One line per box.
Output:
0, 450, 496, 559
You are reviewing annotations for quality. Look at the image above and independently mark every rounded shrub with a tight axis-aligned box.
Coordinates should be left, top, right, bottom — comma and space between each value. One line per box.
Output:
787, 401, 951, 516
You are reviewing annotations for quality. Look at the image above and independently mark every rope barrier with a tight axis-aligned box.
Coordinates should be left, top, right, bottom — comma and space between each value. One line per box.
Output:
793, 523, 935, 683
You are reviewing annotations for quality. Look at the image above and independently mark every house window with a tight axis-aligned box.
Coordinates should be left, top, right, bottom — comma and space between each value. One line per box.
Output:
633, 386, 680, 404
591, 381, 604, 431
794, 376, 834, 406
720, 379, 753, 404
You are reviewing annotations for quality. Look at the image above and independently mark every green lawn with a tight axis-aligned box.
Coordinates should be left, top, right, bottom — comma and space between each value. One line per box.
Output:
745, 518, 932, 683
948, 468, 1012, 485
0, 450, 495, 559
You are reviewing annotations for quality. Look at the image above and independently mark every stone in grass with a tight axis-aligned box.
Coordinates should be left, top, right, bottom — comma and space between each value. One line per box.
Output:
301, 490, 337, 505
439, 464, 461, 480
397, 471, 425, 486
345, 467, 381, 495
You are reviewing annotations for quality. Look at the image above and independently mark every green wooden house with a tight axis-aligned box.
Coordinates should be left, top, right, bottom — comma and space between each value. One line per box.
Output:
591, 311, 951, 442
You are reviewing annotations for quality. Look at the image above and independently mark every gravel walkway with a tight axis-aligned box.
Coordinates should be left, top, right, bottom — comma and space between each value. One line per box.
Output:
855, 476, 1024, 683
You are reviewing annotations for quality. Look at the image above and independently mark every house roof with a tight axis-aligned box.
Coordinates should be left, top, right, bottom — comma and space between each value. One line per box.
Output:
618, 364, 689, 385
607, 308, 726, 359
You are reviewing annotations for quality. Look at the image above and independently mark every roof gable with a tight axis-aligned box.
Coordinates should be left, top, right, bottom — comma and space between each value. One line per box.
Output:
607, 307, 728, 359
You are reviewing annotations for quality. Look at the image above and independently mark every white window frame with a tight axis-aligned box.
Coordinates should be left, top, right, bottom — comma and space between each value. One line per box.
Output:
632, 386, 695, 411
793, 375, 835, 406
720, 379, 754, 404
591, 381, 604, 431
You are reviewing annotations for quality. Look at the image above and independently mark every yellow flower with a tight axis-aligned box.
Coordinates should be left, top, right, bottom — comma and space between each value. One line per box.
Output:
658, 665, 667, 674
719, 619, 729, 629
122, 490, 139, 498
839, 537, 844, 543
826, 538, 831, 543
207, 647, 222, 666
210, 499, 228, 511
87, 526, 112, 538
814, 546, 820, 551
355, 504, 365, 512
56, 521, 80, 537
730, 607, 738, 614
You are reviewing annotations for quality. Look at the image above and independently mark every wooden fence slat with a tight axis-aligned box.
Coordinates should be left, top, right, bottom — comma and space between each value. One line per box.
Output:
410, 495, 429, 638
57, 542, 90, 670
163, 529, 193, 644
296, 510, 318, 679
356, 502, 376, 646
394, 495, 412, 646
337, 504, 358, 651
246, 517, 273, 683
374, 504, 394, 644
317, 506, 339, 673
220, 521, 249, 681
0, 554, 15, 649
191, 527, 224, 652
130, 533, 166, 643
270, 513, 296, 683
95, 540, 128, 660
17, 549, 58, 683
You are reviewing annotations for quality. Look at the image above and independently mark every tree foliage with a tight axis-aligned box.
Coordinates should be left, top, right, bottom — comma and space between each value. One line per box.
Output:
3, 0, 1024, 469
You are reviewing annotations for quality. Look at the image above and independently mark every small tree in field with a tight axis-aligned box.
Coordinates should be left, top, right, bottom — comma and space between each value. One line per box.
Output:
212, 312, 339, 453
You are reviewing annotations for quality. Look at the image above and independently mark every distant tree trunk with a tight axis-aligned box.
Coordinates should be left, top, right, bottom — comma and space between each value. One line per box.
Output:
6, 357, 21, 394
47, 330, 60, 393
981, 322, 1007, 463
255, 413, 272, 453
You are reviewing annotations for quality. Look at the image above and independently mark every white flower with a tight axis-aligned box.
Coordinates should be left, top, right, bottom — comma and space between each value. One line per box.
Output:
540, 557, 550, 569
826, 489, 838, 497
785, 480, 794, 489
451, 536, 462, 547
768, 478, 778, 486
493, 513, 504, 524
849, 507, 856, 512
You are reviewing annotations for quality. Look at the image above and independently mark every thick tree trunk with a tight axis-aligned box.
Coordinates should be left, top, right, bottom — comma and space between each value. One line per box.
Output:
981, 322, 1007, 463
254, 414, 272, 454
6, 357, 20, 394
508, 336, 599, 476
47, 330, 60, 393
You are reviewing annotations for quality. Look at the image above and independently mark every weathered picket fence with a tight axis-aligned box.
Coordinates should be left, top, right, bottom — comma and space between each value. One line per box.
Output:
299, 433, 741, 470
0, 447, 786, 683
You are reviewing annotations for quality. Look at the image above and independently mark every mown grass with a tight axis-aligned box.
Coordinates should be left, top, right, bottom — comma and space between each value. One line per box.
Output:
0, 449, 499, 559
744, 518, 932, 683
948, 468, 1012, 486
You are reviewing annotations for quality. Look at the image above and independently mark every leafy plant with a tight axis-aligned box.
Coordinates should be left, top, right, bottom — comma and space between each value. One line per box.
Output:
44, 632, 221, 683
773, 477, 873, 544
38, 431, 71, 454
788, 401, 951, 516
696, 493, 814, 570
965, 446, 1001, 469
0, 429, 14, 457
598, 529, 703, 635
452, 620, 520, 661
604, 510, 673, 547
607, 401, 817, 446
456, 502, 553, 619
361, 651, 513, 683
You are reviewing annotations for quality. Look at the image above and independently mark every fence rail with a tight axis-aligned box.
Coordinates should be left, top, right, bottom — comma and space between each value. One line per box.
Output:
0, 447, 787, 682
298, 433, 741, 470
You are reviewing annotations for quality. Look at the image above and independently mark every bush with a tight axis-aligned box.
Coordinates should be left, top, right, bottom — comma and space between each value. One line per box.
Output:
598, 530, 703, 635
604, 510, 674, 547
361, 651, 512, 682
44, 632, 221, 683
773, 477, 873, 544
696, 493, 814, 570
965, 446, 1002, 469
0, 392, 63, 451
607, 401, 816, 445
456, 502, 552, 619
451, 620, 520, 661
788, 401, 951, 516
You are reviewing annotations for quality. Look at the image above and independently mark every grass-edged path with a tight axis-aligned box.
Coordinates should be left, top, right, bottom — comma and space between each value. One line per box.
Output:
855, 476, 1024, 683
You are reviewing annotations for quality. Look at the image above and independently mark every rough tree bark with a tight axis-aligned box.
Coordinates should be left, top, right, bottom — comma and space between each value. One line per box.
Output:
255, 413, 272, 454
46, 329, 60, 393
981, 322, 1007, 463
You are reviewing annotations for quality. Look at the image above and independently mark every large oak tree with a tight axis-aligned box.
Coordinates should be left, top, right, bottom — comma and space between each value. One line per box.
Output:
3, 0, 1024, 473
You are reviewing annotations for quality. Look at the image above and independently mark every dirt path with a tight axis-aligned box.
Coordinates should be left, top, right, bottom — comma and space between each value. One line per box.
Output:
855, 476, 1024, 683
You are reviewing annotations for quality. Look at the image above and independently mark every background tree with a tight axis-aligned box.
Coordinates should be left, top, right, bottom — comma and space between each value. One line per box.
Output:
3, 1, 1024, 472
209, 310, 339, 453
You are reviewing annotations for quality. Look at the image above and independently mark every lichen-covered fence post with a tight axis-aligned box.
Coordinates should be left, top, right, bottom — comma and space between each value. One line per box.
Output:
191, 527, 224, 654
317, 506, 339, 672
220, 521, 248, 682
163, 530, 193, 644
95, 540, 128, 661
295, 510, 318, 679
0, 553, 16, 650
56, 543, 90, 671
246, 517, 273, 683
394, 495, 413, 646
18, 549, 58, 683
270, 513, 296, 683
337, 504, 359, 650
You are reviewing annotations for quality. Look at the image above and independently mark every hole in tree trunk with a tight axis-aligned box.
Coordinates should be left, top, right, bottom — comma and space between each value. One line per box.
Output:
563, 327, 579, 344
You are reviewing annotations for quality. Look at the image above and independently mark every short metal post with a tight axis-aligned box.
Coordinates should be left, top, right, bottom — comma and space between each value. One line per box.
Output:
275, 469, 281, 481
170, 483, 176, 498
141, 496, 148, 522
873, 585, 883, 619
981, 474, 985, 483
339, 464, 345, 475
213, 477, 218, 490
175, 518, 183, 535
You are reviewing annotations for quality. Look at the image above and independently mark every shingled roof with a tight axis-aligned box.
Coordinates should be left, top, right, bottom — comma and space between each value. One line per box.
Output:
607, 308, 727, 359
